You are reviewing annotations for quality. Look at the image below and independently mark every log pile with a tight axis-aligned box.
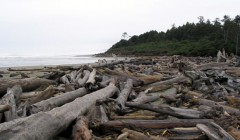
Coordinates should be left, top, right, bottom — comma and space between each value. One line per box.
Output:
0, 56, 240, 140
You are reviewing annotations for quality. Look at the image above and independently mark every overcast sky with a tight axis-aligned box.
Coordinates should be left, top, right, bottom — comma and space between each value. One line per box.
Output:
0, 0, 239, 56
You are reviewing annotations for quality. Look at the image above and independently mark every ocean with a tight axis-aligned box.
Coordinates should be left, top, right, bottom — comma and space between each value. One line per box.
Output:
0, 55, 119, 68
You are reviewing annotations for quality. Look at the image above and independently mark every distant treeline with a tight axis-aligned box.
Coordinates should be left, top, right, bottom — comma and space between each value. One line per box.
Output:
106, 15, 240, 56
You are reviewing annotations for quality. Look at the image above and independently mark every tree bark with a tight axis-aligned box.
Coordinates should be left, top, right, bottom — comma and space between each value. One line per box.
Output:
0, 83, 118, 140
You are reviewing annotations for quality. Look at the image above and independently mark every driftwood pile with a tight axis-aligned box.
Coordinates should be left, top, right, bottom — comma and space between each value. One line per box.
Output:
0, 55, 240, 140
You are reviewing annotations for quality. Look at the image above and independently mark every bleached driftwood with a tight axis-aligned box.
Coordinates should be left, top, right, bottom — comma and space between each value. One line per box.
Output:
0, 83, 118, 140
29, 87, 88, 114
0, 78, 55, 97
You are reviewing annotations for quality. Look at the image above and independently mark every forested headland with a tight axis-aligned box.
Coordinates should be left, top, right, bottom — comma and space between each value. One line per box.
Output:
105, 15, 240, 56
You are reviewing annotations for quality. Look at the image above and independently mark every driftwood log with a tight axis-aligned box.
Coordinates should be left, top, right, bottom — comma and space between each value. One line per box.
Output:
126, 102, 203, 119
29, 87, 88, 114
0, 85, 22, 122
99, 119, 213, 131
0, 83, 118, 140
0, 78, 55, 97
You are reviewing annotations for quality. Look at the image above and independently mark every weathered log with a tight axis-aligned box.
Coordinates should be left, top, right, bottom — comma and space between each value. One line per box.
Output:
99, 119, 213, 131
199, 99, 240, 115
125, 102, 203, 119
147, 74, 191, 87
88, 105, 109, 128
29, 88, 88, 114
0, 85, 22, 122
196, 123, 234, 140
0, 83, 118, 140
27, 85, 56, 106
0, 105, 11, 113
103, 68, 143, 86
7, 68, 43, 71
138, 74, 163, 84
19, 91, 41, 99
195, 62, 229, 70
141, 84, 172, 93
69, 70, 78, 83
85, 69, 96, 90
131, 94, 160, 104
0, 78, 56, 97
115, 79, 133, 111
72, 117, 92, 140
60, 75, 70, 84
78, 70, 90, 87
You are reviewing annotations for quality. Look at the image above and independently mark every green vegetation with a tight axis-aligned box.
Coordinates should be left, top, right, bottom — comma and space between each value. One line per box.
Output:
106, 15, 240, 56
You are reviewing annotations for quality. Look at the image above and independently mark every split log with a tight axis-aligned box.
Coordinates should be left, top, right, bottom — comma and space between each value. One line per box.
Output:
125, 102, 203, 119
146, 74, 191, 88
0, 78, 56, 97
29, 87, 88, 114
78, 70, 90, 87
115, 79, 133, 111
0, 85, 22, 122
99, 119, 213, 131
0, 83, 118, 140
72, 117, 92, 140
27, 85, 56, 106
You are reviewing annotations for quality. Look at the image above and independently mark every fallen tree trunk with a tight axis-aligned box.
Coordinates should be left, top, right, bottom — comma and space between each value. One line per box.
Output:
27, 85, 56, 106
0, 83, 119, 140
125, 102, 203, 119
115, 79, 133, 111
146, 74, 190, 87
0, 78, 56, 97
78, 70, 90, 87
29, 87, 88, 114
195, 62, 229, 71
99, 119, 213, 131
